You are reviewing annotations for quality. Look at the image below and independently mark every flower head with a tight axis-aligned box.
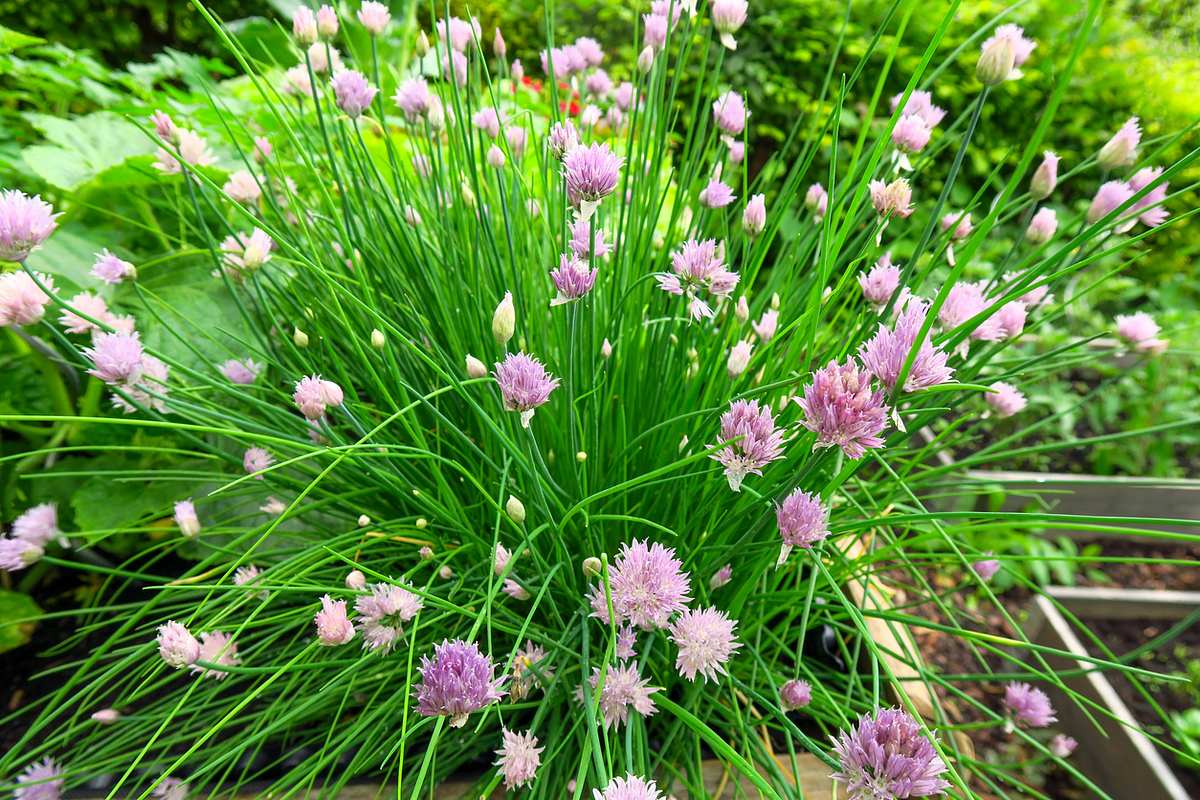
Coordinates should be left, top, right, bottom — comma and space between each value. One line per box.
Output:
753, 309, 778, 342
973, 557, 1001, 580
174, 500, 200, 538
1026, 207, 1058, 244
12, 503, 60, 547
58, 293, 109, 335
985, 382, 1026, 418
358, 1, 391, 34
154, 129, 215, 174
805, 183, 828, 220
586, 661, 658, 728
416, 639, 506, 726
547, 120, 580, 160
1114, 311, 1166, 352
858, 253, 902, 308
292, 6, 318, 42
495, 729, 543, 789
569, 218, 612, 260
473, 107, 502, 138
593, 774, 664, 800
699, 177, 736, 209
589, 539, 691, 630
776, 488, 830, 563
940, 211, 972, 241
564, 143, 623, 218
221, 358, 262, 384
670, 606, 741, 682
1004, 682, 1057, 728
657, 239, 739, 321
14, 757, 65, 800
85, 332, 144, 384
439, 16, 480, 51
1098, 116, 1141, 170
869, 178, 914, 219
892, 115, 931, 153
0, 190, 58, 262
1129, 167, 1169, 228
223, 170, 261, 205
355, 582, 423, 652
493, 352, 560, 427
0, 537, 43, 572
550, 254, 598, 305
1030, 152, 1059, 199
978, 24, 1035, 84
743, 194, 766, 236
710, 564, 733, 589
859, 299, 953, 393
832, 708, 950, 799
157, 620, 201, 668
91, 250, 136, 284
152, 778, 188, 800
711, 0, 748, 49
795, 359, 889, 459
315, 594, 355, 646
781, 679, 812, 710
191, 631, 240, 679
511, 640, 553, 701
712, 91, 748, 136
890, 91, 946, 128
1087, 180, 1135, 225
243, 447, 274, 478
0, 270, 54, 327
1050, 734, 1078, 758
711, 399, 784, 491
332, 70, 378, 118
293, 375, 344, 420
393, 78, 432, 122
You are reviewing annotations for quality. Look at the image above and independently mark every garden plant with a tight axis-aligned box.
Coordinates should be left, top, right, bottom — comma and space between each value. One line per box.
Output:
0, 1, 1198, 798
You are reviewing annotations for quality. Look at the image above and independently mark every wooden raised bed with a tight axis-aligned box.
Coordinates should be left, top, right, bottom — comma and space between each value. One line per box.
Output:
1025, 585, 1200, 800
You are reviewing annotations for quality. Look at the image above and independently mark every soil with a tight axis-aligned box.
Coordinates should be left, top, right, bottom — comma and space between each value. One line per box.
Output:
1078, 537, 1200, 592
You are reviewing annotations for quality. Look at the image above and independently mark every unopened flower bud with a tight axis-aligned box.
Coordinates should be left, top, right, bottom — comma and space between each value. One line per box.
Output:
294, 327, 309, 348
466, 354, 488, 378
582, 556, 603, 577
601, 338, 613, 359
505, 495, 526, 523
370, 328, 385, 349
91, 708, 121, 724
492, 291, 516, 345
976, 36, 1016, 86
438, 564, 453, 579
416, 30, 431, 56
345, 569, 367, 590
419, 546, 433, 560
415, 517, 428, 529
637, 46, 654, 74
357, 514, 370, 527
576, 451, 587, 462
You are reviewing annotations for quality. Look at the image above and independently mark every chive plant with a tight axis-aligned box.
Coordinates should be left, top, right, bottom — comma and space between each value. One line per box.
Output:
1, 0, 1197, 798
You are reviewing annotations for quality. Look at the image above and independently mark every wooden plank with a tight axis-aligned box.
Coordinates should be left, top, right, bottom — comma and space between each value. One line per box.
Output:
1046, 586, 1200, 620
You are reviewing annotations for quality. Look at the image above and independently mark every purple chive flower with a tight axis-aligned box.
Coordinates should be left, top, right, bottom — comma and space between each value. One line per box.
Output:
358, 1, 391, 34
642, 14, 668, 50
191, 631, 240, 679
973, 556, 1001, 581
157, 620, 201, 668
589, 539, 691, 630
711, 0, 748, 49
1098, 116, 1141, 170
0, 270, 54, 327
174, 499, 200, 538
495, 729, 543, 789
575, 35, 604, 66
317, 5, 339, 37
776, 488, 830, 564
493, 542, 512, 576
0, 191, 58, 263
232, 564, 260, 588
711, 399, 784, 491
569, 218, 611, 259
859, 299, 954, 393
442, 49, 468, 86
727, 139, 745, 163
699, 177, 736, 209
940, 211, 972, 241
1050, 734, 1078, 758
563, 143, 623, 218
869, 178, 914, 219
91, 249, 136, 284
550, 254, 598, 305
472, 107, 502, 138
502, 578, 530, 601
586, 661, 659, 728
84, 332, 144, 384
292, 6, 318, 42
670, 606, 741, 682
586, 68, 613, 98
1129, 167, 1170, 228
656, 239, 739, 321
616, 625, 637, 659
506, 126, 528, 159
439, 16, 480, 51
743, 193, 766, 236
977, 24, 1035, 84
709, 564, 732, 589
712, 91, 748, 136
305, 42, 343, 74
890, 90, 946, 128
938, 281, 986, 330
795, 359, 889, 459
151, 110, 177, 142
594, 775, 664, 800
615, 82, 636, 111
781, 678, 813, 710
91, 708, 120, 724
973, 299, 1027, 342
547, 120, 580, 160
858, 253, 902, 308
985, 382, 1027, 418
252, 135, 271, 163
221, 358, 262, 384
58, 292, 110, 335
393, 78, 432, 122
293, 375, 344, 420
753, 309, 779, 342
0, 537, 43, 572
1087, 180, 1135, 225
282, 65, 314, 97
805, 183, 829, 221
832, 708, 951, 800
1004, 682, 1057, 728
1030, 151, 1059, 199
243, 447, 274, 478
332, 70, 377, 118
222, 170, 261, 205
14, 757, 65, 800
153, 129, 215, 174
493, 352, 560, 428
314, 594, 355, 646
486, 144, 506, 168
416, 639, 506, 727
1115, 312, 1166, 352
12, 503, 60, 547
892, 114, 931, 153
1026, 207, 1058, 244
355, 582, 423, 652
219, 228, 273, 276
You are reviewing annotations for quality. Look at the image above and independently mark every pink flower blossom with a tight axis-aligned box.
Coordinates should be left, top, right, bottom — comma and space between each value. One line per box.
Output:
709, 564, 732, 589
776, 488, 830, 563
494, 352, 560, 427
594, 774, 664, 800
1098, 116, 1140, 170
795, 359, 889, 459
355, 582, 423, 652
858, 253, 902, 308
586, 661, 658, 728
293, 375, 344, 420
670, 606, 741, 682
91, 250, 136, 284
85, 332, 144, 384
711, 399, 784, 491
58, 293, 110, 335
550, 254, 598, 305
157, 620, 201, 668
712, 91, 748, 136
806, 183, 829, 221
1026, 207, 1058, 244
495, 729, 543, 789
1114, 311, 1166, 352
940, 211, 972, 240
889, 90, 946, 128
892, 114, 931, 153
12, 503, 60, 547
563, 143, 623, 217
973, 557, 1001, 580
588, 539, 691, 630
1087, 180, 1135, 225
859, 299, 953, 393
753, 309, 778, 342
1030, 152, 1059, 199
781, 678, 812, 710
243, 447, 274, 478
358, 1, 391, 35
223, 170, 261, 205
1129, 167, 1170, 228
416, 638, 506, 726
0, 270, 53, 327
292, 6, 318, 43
869, 178, 914, 219
743, 194, 766, 235
332, 70, 378, 118
0, 190, 58, 262
1004, 682, 1057, 728
393, 78, 432, 122
220, 358, 262, 384
0, 537, 43, 572
699, 177, 736, 208
174, 499, 200, 538
711, 0, 748, 49
832, 708, 950, 799
656, 239, 739, 321
14, 757, 65, 800
985, 382, 1026, 418
191, 631, 240, 679
1050, 734, 1078, 758
569, 218, 611, 260
315, 594, 355, 646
